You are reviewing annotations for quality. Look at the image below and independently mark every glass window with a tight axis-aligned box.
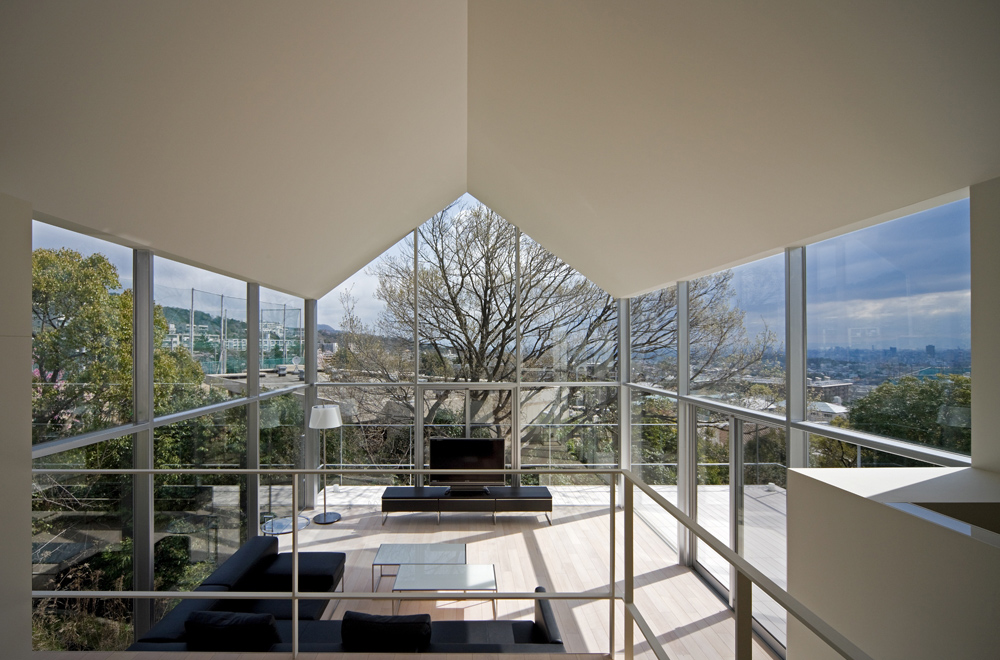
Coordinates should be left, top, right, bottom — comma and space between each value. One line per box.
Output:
32, 221, 134, 444
153, 407, 248, 586
809, 433, 938, 468
319, 234, 414, 384
630, 391, 679, 549
32, 445, 134, 651
153, 257, 248, 414
259, 393, 305, 525
521, 232, 617, 383
418, 201, 518, 383
806, 199, 971, 454
689, 255, 785, 406
520, 386, 618, 487
260, 289, 305, 391
318, 385, 415, 485
695, 407, 730, 586
630, 391, 678, 488
741, 423, 787, 646
630, 285, 678, 389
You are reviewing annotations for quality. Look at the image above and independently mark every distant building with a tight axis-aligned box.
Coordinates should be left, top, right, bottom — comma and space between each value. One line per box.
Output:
926, 344, 936, 357
807, 376, 853, 403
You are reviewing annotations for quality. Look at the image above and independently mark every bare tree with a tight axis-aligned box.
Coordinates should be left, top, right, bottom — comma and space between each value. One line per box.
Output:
330, 203, 775, 468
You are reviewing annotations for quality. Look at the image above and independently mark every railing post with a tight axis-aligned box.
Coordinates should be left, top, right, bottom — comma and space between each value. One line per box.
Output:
304, 299, 319, 509
618, 298, 631, 502
676, 281, 695, 566
292, 475, 299, 658
132, 249, 154, 638
247, 283, 260, 537
609, 469, 616, 657
735, 569, 752, 660
785, 247, 809, 469
624, 474, 634, 660
729, 416, 744, 605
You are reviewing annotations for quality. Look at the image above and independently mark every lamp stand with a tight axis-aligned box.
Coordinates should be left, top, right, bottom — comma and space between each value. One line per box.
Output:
313, 427, 341, 524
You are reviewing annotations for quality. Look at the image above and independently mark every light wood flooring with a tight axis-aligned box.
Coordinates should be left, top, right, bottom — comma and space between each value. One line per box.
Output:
272, 500, 782, 660
49, 489, 785, 660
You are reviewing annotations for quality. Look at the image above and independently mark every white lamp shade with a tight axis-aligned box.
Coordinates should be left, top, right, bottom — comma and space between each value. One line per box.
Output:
309, 404, 342, 429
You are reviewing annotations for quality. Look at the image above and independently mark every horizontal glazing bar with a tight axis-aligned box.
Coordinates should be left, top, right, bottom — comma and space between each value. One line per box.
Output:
32, 467, 620, 476
32, 590, 607, 601
626, 382, 680, 398
629, 382, 968, 468
151, 395, 252, 427
33, 386, 307, 460
31, 422, 142, 459
794, 420, 971, 467
318, 381, 622, 389
258, 384, 307, 399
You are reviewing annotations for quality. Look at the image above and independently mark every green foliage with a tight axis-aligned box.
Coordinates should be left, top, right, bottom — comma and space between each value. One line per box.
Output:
848, 375, 970, 453
810, 375, 970, 467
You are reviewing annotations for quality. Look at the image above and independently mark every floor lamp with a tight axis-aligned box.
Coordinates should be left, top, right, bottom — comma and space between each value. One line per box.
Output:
310, 404, 343, 524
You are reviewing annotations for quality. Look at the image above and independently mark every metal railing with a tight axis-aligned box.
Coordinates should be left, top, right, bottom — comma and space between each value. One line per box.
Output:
629, 381, 971, 468
30, 465, 875, 660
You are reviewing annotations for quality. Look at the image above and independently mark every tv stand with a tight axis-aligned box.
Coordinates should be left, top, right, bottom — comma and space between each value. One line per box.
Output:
381, 485, 552, 525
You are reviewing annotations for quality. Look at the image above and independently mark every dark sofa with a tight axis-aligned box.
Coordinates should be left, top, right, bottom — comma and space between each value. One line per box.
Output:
275, 588, 565, 654
128, 532, 564, 653
128, 535, 346, 651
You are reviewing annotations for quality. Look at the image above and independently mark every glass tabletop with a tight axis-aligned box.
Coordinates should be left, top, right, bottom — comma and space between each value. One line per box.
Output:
373, 543, 466, 565
392, 563, 496, 592
260, 515, 310, 535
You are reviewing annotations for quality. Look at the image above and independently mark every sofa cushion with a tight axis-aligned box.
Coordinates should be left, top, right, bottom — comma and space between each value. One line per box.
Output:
533, 586, 563, 643
229, 596, 329, 620
137, 596, 221, 643
248, 551, 346, 593
431, 620, 516, 645
201, 536, 278, 589
341, 610, 432, 652
185, 610, 281, 652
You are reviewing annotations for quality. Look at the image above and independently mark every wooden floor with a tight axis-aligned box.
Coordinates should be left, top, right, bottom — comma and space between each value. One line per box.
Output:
265, 500, 783, 660
37, 496, 784, 660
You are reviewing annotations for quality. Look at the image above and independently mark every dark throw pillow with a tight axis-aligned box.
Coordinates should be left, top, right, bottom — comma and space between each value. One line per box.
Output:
184, 610, 281, 652
341, 610, 432, 652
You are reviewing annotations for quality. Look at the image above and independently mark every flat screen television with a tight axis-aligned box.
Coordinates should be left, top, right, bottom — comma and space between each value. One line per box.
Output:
429, 437, 505, 491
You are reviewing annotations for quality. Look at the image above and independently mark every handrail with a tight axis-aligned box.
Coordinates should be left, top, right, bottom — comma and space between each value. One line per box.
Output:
31, 465, 874, 660
628, 381, 971, 468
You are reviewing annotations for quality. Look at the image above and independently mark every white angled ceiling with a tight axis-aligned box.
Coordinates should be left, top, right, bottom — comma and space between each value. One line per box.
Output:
2, 0, 1000, 299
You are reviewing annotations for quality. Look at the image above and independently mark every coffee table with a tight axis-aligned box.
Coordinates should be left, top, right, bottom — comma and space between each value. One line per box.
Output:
371, 542, 466, 591
391, 563, 498, 618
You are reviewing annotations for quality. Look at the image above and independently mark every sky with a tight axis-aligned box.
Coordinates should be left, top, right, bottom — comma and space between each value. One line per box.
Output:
727, 199, 971, 351
32, 197, 971, 349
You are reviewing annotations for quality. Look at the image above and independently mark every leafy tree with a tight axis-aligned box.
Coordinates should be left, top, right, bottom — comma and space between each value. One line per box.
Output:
848, 375, 970, 453
810, 375, 971, 466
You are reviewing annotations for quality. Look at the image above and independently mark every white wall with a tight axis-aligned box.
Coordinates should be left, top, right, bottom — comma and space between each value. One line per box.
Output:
970, 175, 1000, 473
787, 469, 1000, 660
0, 193, 33, 659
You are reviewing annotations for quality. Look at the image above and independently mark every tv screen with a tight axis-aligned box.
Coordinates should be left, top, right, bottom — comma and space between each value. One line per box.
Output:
429, 438, 505, 490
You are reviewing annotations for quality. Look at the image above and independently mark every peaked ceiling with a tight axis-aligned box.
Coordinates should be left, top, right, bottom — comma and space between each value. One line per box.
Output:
2, 1, 999, 299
